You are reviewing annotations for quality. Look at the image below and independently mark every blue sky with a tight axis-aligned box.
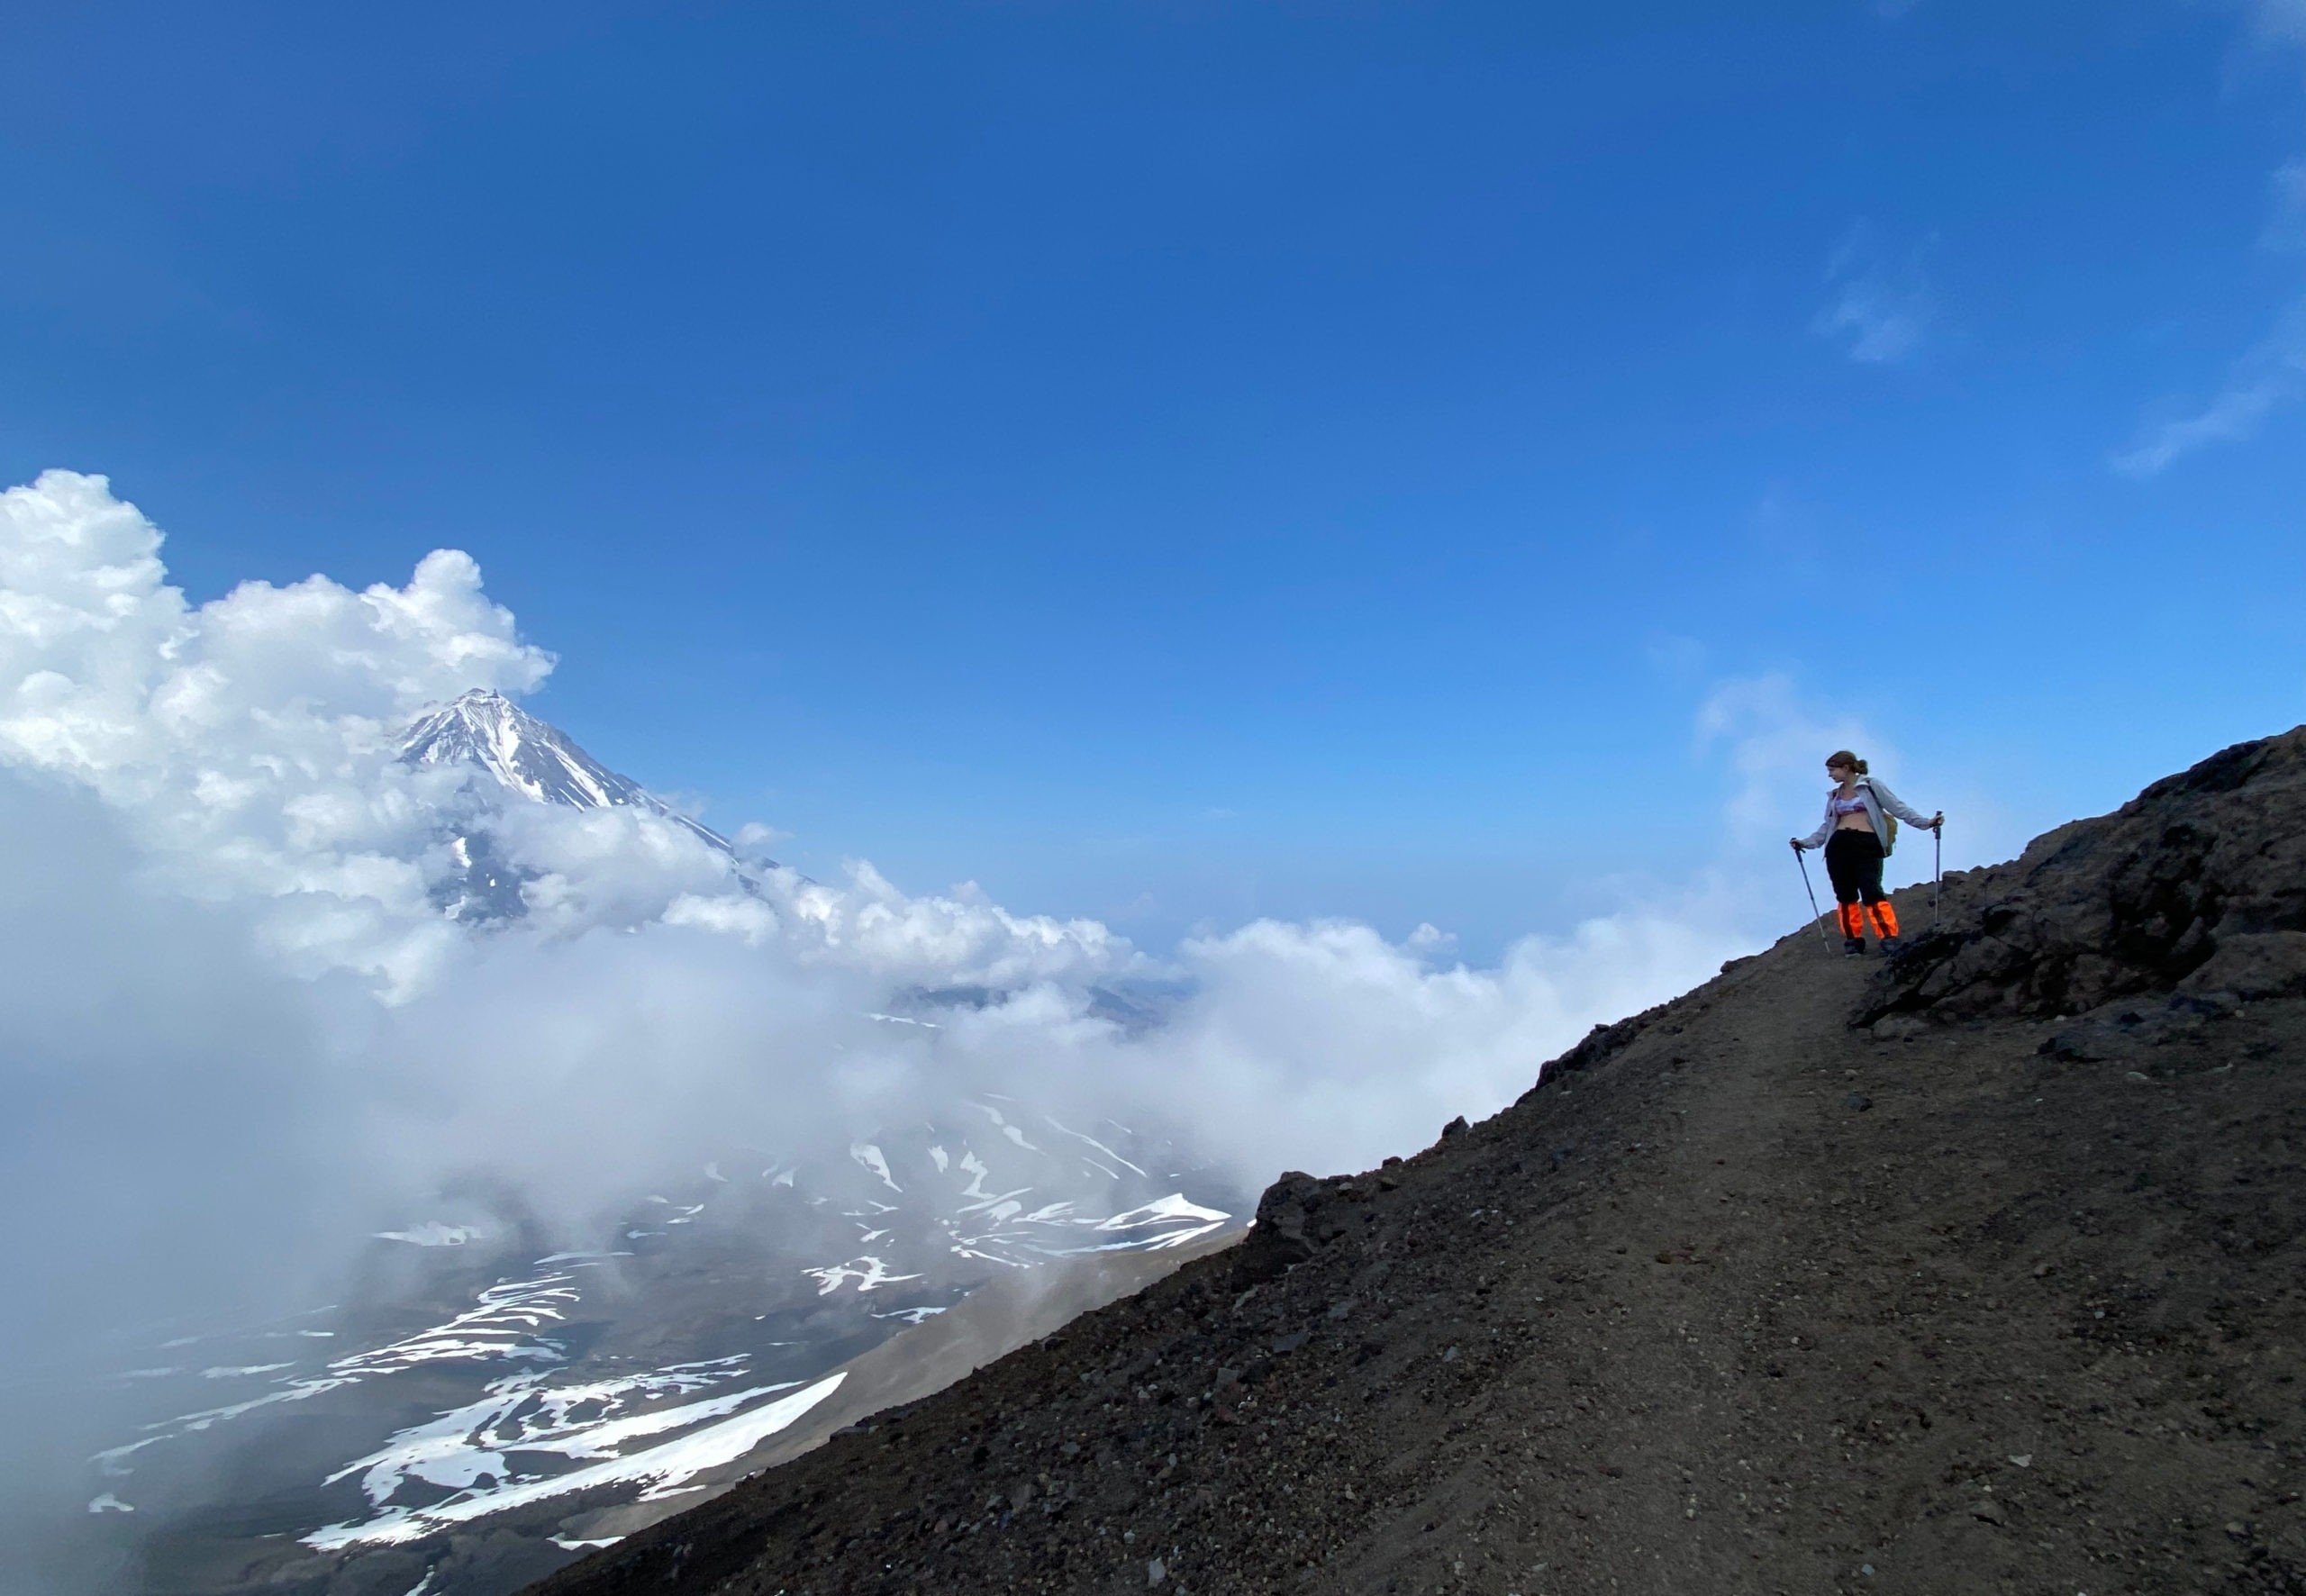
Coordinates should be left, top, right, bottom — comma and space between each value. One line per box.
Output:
5, 0, 2302, 957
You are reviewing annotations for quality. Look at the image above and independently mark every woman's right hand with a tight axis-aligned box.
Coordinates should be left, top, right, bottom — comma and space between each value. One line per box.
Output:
1789, 838, 1804, 852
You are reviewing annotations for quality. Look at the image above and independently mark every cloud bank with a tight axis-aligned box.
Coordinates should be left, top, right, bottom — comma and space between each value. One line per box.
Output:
0, 471, 1912, 1246
5, 472, 1865, 1581
0, 471, 1766, 1180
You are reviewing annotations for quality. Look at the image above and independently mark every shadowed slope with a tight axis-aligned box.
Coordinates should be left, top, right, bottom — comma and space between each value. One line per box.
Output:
530, 729, 2306, 1596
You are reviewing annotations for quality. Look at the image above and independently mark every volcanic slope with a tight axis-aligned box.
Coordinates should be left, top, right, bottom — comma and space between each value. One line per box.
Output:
531, 729, 2306, 1596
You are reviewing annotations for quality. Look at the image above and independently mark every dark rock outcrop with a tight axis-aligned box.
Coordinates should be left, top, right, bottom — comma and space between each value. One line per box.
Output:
1859, 726, 2306, 1025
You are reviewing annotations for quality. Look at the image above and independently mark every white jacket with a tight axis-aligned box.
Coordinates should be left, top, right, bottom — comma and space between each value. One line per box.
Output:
1800, 775, 1935, 854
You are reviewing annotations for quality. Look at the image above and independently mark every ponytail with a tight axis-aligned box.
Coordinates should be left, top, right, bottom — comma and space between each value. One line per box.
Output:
1827, 749, 1869, 775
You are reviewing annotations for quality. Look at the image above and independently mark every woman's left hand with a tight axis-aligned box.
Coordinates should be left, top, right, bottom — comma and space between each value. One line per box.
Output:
1929, 812, 1944, 830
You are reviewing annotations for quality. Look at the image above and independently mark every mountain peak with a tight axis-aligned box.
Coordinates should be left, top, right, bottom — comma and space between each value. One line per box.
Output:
400, 689, 728, 849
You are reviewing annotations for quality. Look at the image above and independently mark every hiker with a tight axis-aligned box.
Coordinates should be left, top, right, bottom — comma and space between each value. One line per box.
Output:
1791, 750, 1942, 957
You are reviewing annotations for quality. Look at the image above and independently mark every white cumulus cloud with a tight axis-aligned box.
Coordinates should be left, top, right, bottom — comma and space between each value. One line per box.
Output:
1, 471, 1856, 1565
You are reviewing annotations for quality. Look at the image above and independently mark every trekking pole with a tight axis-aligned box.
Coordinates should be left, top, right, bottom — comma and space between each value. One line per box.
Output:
1932, 821, 1942, 931
1792, 842, 1832, 949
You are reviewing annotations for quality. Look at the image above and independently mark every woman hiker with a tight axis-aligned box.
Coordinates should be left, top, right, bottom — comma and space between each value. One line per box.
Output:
1791, 750, 1943, 957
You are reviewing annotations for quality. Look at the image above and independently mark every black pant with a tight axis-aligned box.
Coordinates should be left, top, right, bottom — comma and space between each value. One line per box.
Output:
1823, 829, 1886, 905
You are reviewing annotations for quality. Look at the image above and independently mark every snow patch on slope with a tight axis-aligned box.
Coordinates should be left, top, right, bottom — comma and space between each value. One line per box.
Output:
803, 1256, 924, 1295
373, 1223, 485, 1247
849, 1142, 901, 1192
305, 1374, 846, 1548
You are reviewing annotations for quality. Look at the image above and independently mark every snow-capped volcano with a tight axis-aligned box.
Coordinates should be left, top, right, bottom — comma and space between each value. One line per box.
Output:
400, 688, 730, 851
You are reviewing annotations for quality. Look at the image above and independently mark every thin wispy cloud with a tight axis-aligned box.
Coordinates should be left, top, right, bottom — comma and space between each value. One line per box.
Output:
1811, 226, 1933, 364
1693, 671, 1886, 843
2115, 176, 2306, 476
2246, 0, 2306, 55
2111, 139, 2306, 477
1643, 632, 1709, 684
2112, 286, 2306, 475
2112, 9, 2306, 476
2111, 367, 2295, 476
2267, 158, 2306, 250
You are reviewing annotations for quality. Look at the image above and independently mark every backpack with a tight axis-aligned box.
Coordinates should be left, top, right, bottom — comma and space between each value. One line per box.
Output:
1861, 779, 1896, 857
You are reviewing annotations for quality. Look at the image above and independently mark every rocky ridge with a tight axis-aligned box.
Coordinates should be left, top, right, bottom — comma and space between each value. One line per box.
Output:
530, 728, 2306, 1596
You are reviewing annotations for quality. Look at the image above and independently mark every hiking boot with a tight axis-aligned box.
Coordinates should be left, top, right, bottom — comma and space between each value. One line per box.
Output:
1841, 938, 1866, 957
1879, 935, 1905, 958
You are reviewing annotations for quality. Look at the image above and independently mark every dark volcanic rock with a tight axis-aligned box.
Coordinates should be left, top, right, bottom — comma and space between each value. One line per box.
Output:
529, 727, 2306, 1596
1857, 727, 2306, 1026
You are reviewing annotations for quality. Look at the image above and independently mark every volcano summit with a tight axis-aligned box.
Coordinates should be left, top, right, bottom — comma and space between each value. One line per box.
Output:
400, 689, 731, 853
